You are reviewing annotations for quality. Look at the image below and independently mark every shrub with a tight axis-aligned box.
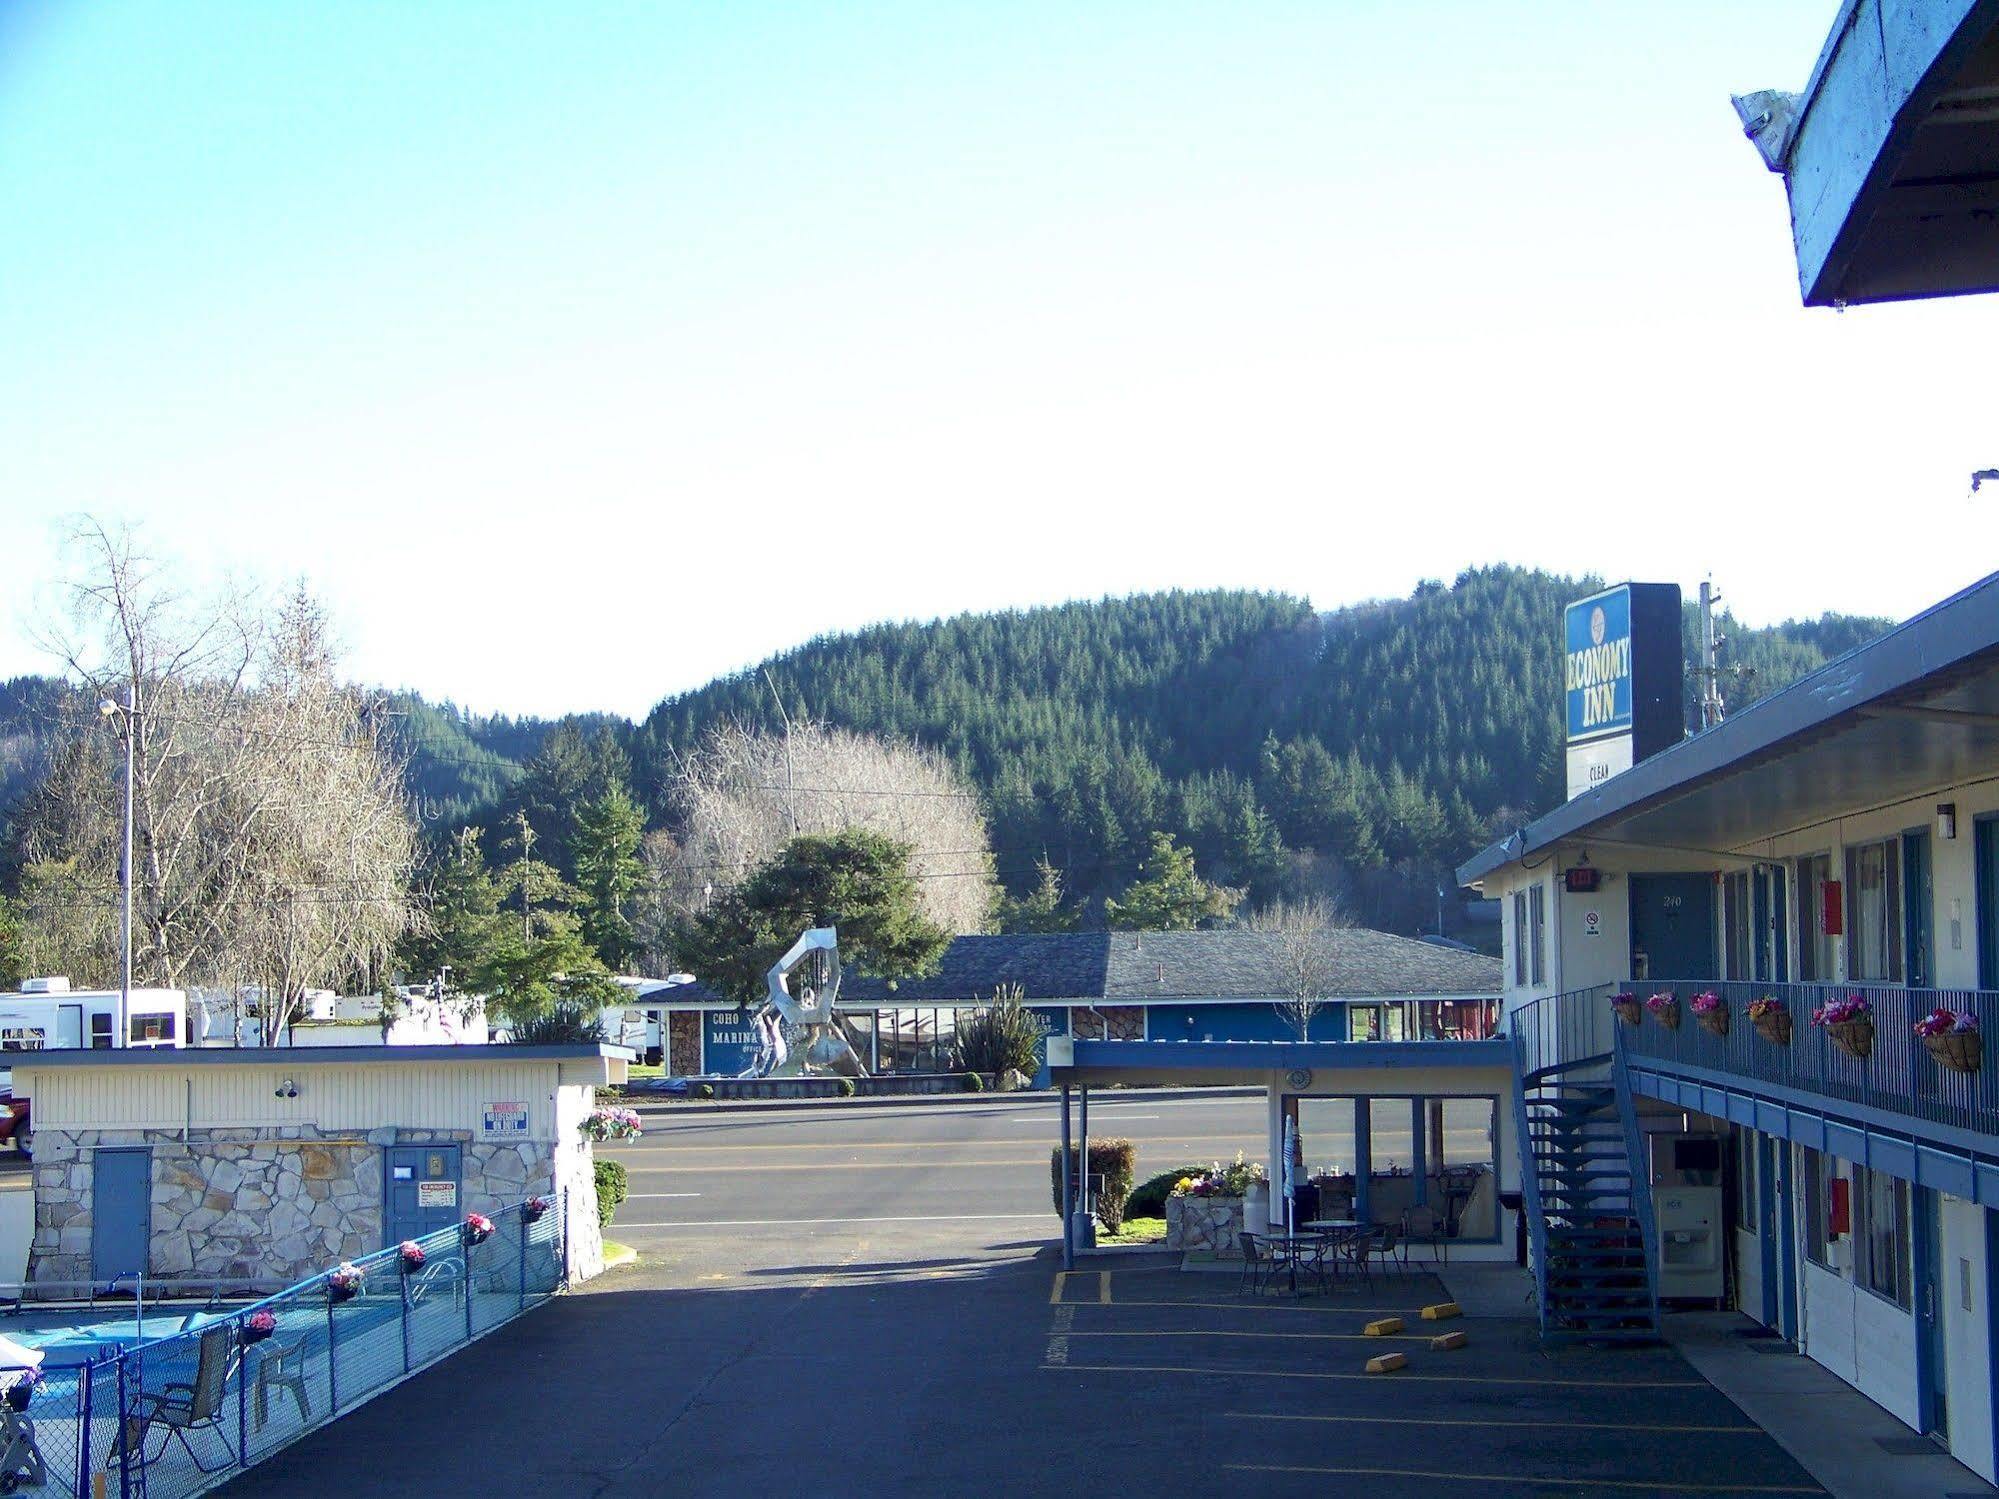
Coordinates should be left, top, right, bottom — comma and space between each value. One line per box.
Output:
594, 1159, 628, 1228
1127, 1165, 1211, 1220
1048, 1139, 1138, 1233
956, 983, 1045, 1077
836, 1076, 857, 1097
694, 1083, 715, 1100
507, 1002, 601, 1046
961, 1071, 984, 1092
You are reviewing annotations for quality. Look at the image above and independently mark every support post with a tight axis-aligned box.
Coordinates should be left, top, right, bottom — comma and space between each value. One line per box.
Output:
465, 1233, 476, 1342
400, 1259, 413, 1374
118, 1353, 131, 1499
236, 1315, 249, 1469
518, 1206, 528, 1313
78, 1351, 94, 1495
1059, 1086, 1074, 1271
1070, 1086, 1095, 1252
326, 1291, 338, 1412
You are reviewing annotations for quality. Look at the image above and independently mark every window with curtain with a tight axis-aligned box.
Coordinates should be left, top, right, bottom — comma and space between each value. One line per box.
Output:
1512, 892, 1529, 986
1733, 1129, 1757, 1225
1801, 1148, 1832, 1268
1794, 854, 1835, 982
1528, 884, 1547, 987
1853, 1165, 1910, 1308
1722, 871, 1754, 981
1844, 840, 1903, 983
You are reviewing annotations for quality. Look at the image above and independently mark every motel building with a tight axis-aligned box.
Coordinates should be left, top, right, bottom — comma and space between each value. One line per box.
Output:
1461, 572, 1999, 1483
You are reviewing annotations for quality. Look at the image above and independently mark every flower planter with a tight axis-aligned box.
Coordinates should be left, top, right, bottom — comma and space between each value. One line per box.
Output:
1165, 1195, 1245, 1256
1826, 1018, 1875, 1061
521, 1197, 549, 1225
1923, 1031, 1982, 1075
240, 1316, 276, 1347
1696, 1007, 1729, 1039
1752, 1012, 1793, 1047
1651, 1003, 1681, 1031
1612, 999, 1642, 1029
327, 1280, 359, 1304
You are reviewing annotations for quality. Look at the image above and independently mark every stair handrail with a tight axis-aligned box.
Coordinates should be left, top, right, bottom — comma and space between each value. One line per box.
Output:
1611, 1026, 1663, 1331
1508, 1027, 1551, 1336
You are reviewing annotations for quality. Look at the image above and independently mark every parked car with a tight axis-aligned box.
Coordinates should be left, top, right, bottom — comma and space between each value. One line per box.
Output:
0, 1089, 31, 1158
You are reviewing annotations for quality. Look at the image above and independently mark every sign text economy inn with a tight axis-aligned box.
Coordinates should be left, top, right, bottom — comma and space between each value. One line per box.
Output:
1563, 582, 1684, 801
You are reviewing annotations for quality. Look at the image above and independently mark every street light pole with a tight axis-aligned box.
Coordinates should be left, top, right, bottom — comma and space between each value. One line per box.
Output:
100, 684, 136, 1028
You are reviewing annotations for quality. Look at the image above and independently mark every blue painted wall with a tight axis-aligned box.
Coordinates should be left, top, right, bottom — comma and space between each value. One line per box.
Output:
703, 1008, 761, 1076
1147, 1003, 1321, 1044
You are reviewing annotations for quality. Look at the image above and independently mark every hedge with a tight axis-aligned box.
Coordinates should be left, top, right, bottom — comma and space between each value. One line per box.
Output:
594, 1158, 629, 1228
1049, 1139, 1138, 1233
1126, 1165, 1211, 1221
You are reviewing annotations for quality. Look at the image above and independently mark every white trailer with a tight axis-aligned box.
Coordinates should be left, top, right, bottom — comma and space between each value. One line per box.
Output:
0, 977, 187, 1054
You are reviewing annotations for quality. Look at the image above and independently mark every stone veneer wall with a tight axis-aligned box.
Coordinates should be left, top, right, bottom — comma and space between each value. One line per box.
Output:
31, 1123, 564, 1288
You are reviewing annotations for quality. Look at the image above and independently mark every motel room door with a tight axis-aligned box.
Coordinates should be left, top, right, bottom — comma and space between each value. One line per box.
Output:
384, 1144, 463, 1249
91, 1147, 151, 1289
1628, 873, 1718, 982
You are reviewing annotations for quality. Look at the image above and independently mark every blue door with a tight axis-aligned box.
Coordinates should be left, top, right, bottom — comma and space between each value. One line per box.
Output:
1629, 873, 1718, 982
1752, 865, 1788, 983
1903, 830, 1933, 989
384, 1145, 462, 1249
1914, 1186, 1947, 1439
92, 1148, 151, 1289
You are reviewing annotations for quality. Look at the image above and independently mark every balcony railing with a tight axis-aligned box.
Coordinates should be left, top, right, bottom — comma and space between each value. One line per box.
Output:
1610, 979, 1998, 1138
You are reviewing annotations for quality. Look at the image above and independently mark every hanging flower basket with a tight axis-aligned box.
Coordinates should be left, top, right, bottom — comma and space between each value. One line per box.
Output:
1812, 996, 1874, 1060
4, 1373, 39, 1413
1916, 1007, 1981, 1074
1747, 998, 1792, 1047
463, 1212, 495, 1248
399, 1240, 427, 1274
1645, 992, 1681, 1030
580, 1107, 643, 1142
521, 1195, 550, 1225
1691, 991, 1728, 1038
1610, 994, 1642, 1028
326, 1265, 363, 1304
240, 1310, 277, 1347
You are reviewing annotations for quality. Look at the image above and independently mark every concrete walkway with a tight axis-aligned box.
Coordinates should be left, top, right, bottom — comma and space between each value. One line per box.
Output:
1666, 1311, 1996, 1499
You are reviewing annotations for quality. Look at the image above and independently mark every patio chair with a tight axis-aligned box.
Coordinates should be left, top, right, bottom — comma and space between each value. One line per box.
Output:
1237, 1233, 1290, 1296
0, 1389, 46, 1494
115, 1324, 236, 1474
1365, 1224, 1405, 1279
251, 1335, 312, 1429
1402, 1204, 1449, 1267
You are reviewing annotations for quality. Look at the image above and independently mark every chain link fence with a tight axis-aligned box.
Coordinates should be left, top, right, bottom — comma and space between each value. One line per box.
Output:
3, 1194, 569, 1498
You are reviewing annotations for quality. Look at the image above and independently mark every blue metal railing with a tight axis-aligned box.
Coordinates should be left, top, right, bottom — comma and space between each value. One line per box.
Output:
1506, 1027, 1551, 1335
1615, 979, 1999, 1137
5, 1193, 569, 1499
1609, 1040, 1662, 1326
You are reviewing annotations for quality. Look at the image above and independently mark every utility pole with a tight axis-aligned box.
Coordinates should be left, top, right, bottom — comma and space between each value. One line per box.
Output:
761, 667, 799, 835
1696, 579, 1727, 732
99, 682, 138, 1028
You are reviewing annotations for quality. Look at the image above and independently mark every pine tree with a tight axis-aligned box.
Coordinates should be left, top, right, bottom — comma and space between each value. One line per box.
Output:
1103, 831, 1241, 931
572, 784, 644, 971
994, 858, 1078, 933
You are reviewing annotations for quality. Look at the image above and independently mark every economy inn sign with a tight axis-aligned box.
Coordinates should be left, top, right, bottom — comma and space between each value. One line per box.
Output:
1563, 583, 1684, 801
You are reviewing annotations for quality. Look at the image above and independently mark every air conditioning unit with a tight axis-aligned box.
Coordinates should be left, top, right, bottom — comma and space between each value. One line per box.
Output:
19, 977, 71, 995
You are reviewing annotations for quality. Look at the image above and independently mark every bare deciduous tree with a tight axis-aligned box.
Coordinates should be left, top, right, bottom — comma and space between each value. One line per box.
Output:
664, 721, 995, 934
19, 523, 418, 1041
1247, 895, 1348, 1042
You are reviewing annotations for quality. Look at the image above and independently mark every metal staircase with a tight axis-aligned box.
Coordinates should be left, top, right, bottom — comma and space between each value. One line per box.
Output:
1509, 1001, 1660, 1342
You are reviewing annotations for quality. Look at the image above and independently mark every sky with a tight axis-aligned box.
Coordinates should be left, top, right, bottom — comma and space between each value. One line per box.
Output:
3, 1, 1995, 720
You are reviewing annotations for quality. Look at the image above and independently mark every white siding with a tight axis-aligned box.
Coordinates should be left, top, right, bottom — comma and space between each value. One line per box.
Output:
19, 1060, 567, 1140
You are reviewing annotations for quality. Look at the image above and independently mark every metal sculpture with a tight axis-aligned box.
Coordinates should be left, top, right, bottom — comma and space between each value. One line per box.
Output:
737, 926, 867, 1079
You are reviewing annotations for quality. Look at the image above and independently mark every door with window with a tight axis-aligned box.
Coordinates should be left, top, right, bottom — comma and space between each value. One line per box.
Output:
1629, 873, 1716, 982
1794, 854, 1836, 981
1901, 831, 1932, 989
384, 1145, 462, 1249
1845, 839, 1904, 984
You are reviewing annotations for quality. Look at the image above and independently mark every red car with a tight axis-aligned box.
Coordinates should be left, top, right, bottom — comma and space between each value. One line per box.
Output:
0, 1091, 30, 1159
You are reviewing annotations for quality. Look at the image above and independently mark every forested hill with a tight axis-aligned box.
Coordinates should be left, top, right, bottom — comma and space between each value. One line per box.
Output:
630, 569, 1893, 928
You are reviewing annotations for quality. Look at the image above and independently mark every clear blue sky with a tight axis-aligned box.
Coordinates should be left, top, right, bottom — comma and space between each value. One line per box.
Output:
3, 1, 1993, 717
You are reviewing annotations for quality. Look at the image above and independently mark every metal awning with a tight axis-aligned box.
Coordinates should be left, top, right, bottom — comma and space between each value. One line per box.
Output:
1460, 570, 1999, 883
1047, 1037, 1512, 1088
1736, 0, 1999, 305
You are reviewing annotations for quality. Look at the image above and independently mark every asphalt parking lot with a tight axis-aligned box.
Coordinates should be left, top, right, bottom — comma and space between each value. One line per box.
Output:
221, 1096, 1825, 1498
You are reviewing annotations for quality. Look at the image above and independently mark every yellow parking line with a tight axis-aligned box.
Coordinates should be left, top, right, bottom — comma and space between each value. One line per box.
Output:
1099, 1272, 1112, 1305
1227, 1464, 1820, 1494
1087, 1299, 1439, 1318
1226, 1411, 1765, 1436
1044, 1362, 1705, 1389
1049, 1272, 1067, 1305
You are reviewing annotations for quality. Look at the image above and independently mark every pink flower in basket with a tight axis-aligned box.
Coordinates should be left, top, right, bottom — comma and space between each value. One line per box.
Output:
464, 1212, 495, 1245
247, 1310, 276, 1335
399, 1240, 426, 1271
1915, 1007, 1979, 1038
1811, 995, 1872, 1027
1690, 991, 1722, 1014
1644, 992, 1678, 1014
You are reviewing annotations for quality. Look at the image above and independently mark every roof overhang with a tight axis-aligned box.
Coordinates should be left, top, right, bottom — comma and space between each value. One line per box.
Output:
1047, 1038, 1512, 1088
1736, 0, 1999, 305
1460, 571, 1999, 884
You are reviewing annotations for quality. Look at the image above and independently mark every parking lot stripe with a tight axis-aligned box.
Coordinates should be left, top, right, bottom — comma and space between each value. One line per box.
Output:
1227, 1463, 1822, 1493
1069, 1329, 1432, 1343
1050, 1272, 1067, 1305
1093, 1298, 1445, 1318
1099, 1272, 1112, 1305
1224, 1410, 1766, 1436
1045, 1362, 1706, 1388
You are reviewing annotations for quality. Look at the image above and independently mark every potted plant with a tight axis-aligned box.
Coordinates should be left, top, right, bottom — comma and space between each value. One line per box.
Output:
399, 1240, 427, 1274
580, 1106, 643, 1142
1812, 995, 1874, 1060
1747, 996, 1792, 1046
463, 1212, 495, 1247
326, 1264, 363, 1304
521, 1195, 550, 1225
240, 1309, 277, 1347
1610, 992, 1642, 1028
1165, 1154, 1267, 1255
1645, 992, 1681, 1030
1691, 990, 1728, 1038
1915, 1007, 1981, 1074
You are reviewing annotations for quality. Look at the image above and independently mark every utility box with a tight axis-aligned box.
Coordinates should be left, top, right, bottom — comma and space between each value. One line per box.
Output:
1655, 1184, 1724, 1302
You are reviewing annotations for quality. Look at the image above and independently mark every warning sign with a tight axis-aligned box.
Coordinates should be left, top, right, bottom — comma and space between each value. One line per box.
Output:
483, 1100, 529, 1136
417, 1180, 458, 1209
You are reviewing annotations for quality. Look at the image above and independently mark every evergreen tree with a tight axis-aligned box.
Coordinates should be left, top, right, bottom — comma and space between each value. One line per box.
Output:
400, 827, 506, 992
993, 858, 1078, 933
1103, 831, 1242, 931
572, 785, 645, 971
0, 891, 21, 989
